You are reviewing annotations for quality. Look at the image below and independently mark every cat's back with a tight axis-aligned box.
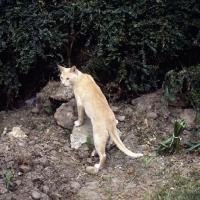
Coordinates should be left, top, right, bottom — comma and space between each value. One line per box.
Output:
76, 73, 107, 103
78, 73, 101, 93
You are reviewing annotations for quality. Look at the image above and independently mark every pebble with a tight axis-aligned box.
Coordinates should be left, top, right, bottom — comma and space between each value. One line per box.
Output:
31, 191, 41, 199
117, 116, 125, 122
124, 107, 133, 114
29, 141, 36, 145
38, 157, 47, 166
42, 185, 50, 194
63, 145, 72, 152
86, 158, 93, 164
111, 106, 119, 113
0, 186, 7, 195
16, 180, 22, 186
50, 150, 57, 156
85, 166, 99, 174
31, 107, 41, 114
0, 179, 5, 184
41, 193, 50, 200
19, 164, 31, 173
70, 181, 81, 193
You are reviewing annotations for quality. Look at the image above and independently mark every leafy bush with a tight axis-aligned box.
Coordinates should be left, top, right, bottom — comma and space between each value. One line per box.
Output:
1, 0, 200, 109
162, 65, 200, 110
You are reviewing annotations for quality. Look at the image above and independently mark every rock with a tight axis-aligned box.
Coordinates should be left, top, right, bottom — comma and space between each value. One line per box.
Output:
85, 166, 99, 174
50, 150, 57, 156
110, 106, 119, 113
36, 156, 47, 166
32, 106, 42, 114
54, 99, 77, 130
124, 107, 133, 114
15, 180, 22, 186
147, 112, 158, 119
0, 185, 7, 195
42, 185, 50, 194
180, 109, 196, 130
7, 127, 27, 138
41, 193, 50, 200
0, 179, 5, 184
32, 81, 74, 113
19, 165, 31, 173
70, 118, 122, 149
63, 145, 72, 152
1, 127, 7, 136
50, 85, 74, 101
70, 181, 81, 193
31, 191, 41, 199
117, 116, 125, 122
77, 182, 102, 200
87, 158, 93, 164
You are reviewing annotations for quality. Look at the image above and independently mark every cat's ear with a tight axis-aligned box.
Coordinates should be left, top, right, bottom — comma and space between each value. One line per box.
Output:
70, 66, 77, 73
57, 64, 64, 72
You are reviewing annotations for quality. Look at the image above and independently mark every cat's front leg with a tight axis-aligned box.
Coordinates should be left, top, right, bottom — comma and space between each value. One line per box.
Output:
75, 105, 85, 127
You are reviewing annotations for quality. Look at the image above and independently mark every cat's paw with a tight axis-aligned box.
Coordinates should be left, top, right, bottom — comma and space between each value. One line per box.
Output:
94, 164, 100, 169
74, 120, 83, 127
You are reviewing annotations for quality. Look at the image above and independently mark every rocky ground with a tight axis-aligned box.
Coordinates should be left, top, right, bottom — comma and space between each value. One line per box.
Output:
0, 89, 200, 200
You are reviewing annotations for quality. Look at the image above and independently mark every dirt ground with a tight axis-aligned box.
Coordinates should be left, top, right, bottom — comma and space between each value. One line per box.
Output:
0, 90, 200, 200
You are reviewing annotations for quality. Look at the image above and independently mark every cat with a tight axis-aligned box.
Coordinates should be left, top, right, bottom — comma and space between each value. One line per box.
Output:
58, 65, 143, 169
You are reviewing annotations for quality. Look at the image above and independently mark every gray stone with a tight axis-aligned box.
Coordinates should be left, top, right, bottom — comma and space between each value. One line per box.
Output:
37, 156, 47, 166
31, 191, 41, 199
32, 81, 74, 113
180, 109, 196, 130
147, 112, 158, 119
77, 182, 102, 200
0, 185, 7, 195
86, 158, 93, 164
70, 181, 81, 193
19, 165, 31, 173
117, 116, 125, 122
15, 180, 22, 186
54, 99, 77, 130
63, 145, 72, 152
85, 166, 99, 174
110, 106, 119, 113
124, 107, 133, 114
42, 185, 50, 194
70, 118, 122, 149
50, 84, 74, 102
41, 193, 50, 200
0, 179, 5, 184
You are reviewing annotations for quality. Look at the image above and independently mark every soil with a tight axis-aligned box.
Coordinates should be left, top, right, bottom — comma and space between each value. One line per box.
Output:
0, 90, 200, 200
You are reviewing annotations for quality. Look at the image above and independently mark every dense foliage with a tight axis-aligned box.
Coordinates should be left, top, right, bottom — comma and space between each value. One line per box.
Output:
0, 0, 200, 109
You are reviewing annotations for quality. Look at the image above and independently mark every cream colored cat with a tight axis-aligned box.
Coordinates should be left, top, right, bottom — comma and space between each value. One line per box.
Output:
58, 65, 143, 169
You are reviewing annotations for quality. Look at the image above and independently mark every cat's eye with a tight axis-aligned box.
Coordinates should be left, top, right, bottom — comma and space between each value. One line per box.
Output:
60, 77, 63, 80
66, 78, 70, 80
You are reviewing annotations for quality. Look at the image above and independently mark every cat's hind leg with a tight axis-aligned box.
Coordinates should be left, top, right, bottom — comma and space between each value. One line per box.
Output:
93, 128, 109, 169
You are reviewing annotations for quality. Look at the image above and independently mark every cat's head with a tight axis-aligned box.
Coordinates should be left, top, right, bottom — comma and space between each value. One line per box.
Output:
58, 65, 78, 87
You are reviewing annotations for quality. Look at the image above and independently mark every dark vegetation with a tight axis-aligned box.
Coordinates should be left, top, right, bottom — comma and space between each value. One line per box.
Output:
0, 0, 200, 110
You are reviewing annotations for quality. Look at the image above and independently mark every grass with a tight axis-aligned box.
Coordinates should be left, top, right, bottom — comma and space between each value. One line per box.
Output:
142, 170, 200, 200
5, 170, 12, 192
86, 136, 93, 151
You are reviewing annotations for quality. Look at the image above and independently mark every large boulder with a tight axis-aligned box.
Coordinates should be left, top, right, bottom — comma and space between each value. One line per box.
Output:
31, 81, 74, 113
54, 99, 77, 130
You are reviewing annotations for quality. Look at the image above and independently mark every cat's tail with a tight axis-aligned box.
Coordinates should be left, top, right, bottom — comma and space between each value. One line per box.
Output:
109, 127, 143, 158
